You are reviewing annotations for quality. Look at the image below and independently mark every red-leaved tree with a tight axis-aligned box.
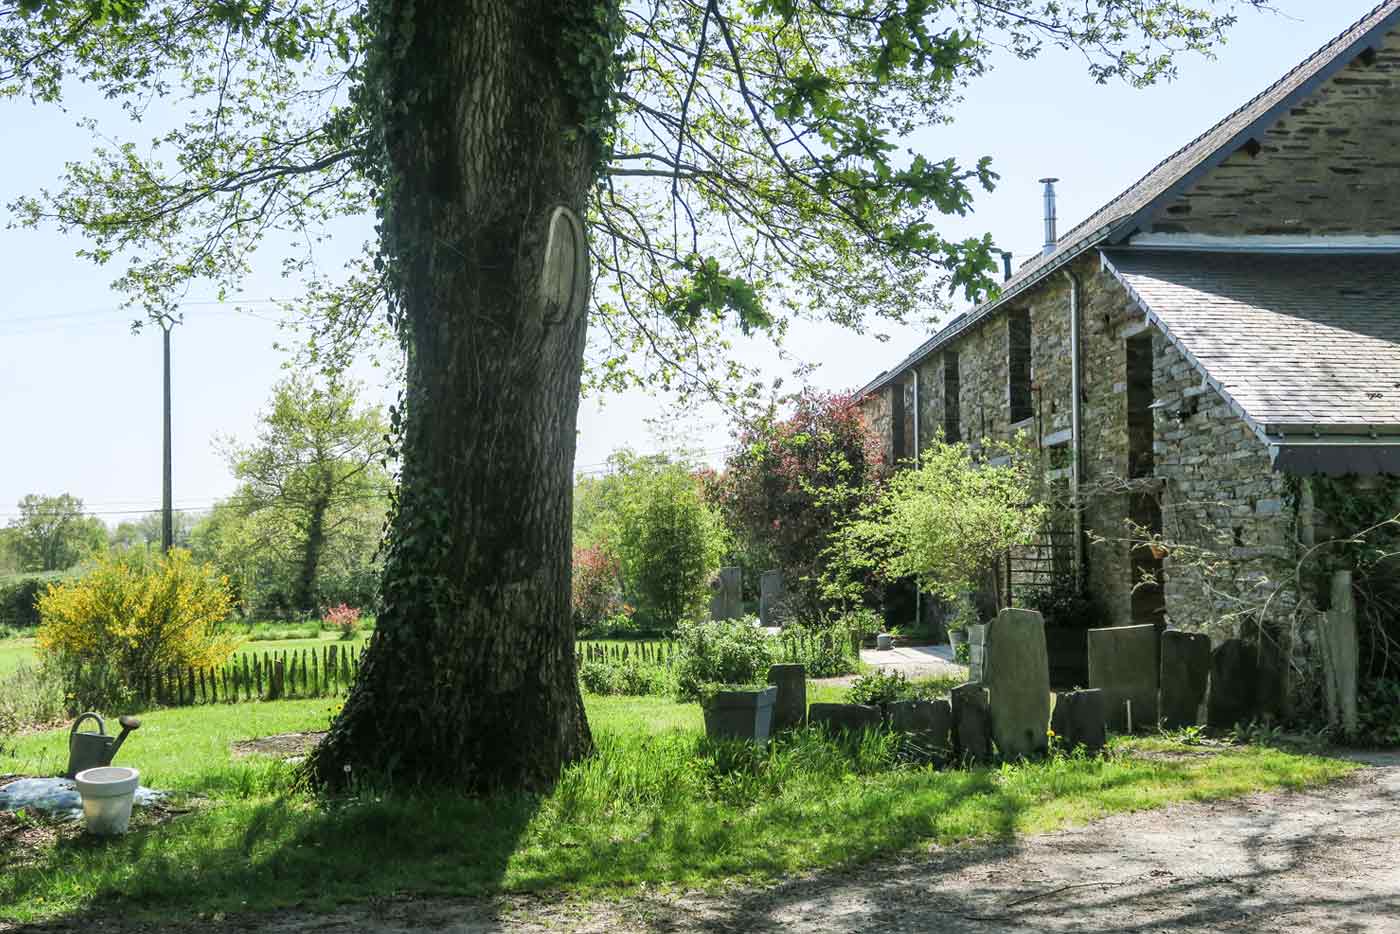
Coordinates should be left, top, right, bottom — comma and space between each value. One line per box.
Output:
708, 390, 885, 618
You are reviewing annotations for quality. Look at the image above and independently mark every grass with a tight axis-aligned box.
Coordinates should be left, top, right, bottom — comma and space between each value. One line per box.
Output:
0, 636, 35, 677
0, 691, 1358, 926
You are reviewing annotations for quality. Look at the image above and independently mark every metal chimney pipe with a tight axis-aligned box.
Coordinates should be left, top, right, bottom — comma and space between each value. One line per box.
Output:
1039, 177, 1060, 256
1001, 251, 1013, 282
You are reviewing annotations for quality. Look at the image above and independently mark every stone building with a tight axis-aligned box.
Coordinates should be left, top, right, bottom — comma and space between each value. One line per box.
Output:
857, 1, 1400, 663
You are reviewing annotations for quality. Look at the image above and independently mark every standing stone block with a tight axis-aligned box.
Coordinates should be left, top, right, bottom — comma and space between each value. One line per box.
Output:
1088, 624, 1159, 732
709, 566, 743, 620
759, 570, 785, 628
951, 682, 991, 762
767, 663, 806, 731
1207, 638, 1259, 729
983, 608, 1051, 758
967, 623, 987, 682
1322, 570, 1360, 736
1159, 630, 1211, 729
1050, 689, 1105, 754
808, 703, 882, 735
887, 698, 953, 748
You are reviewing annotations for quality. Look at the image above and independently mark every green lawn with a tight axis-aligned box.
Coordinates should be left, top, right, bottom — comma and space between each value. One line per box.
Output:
0, 691, 1357, 926
0, 636, 35, 677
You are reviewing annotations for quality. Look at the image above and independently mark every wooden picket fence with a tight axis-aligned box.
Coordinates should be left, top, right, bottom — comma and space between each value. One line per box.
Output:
135, 642, 368, 706
576, 640, 677, 667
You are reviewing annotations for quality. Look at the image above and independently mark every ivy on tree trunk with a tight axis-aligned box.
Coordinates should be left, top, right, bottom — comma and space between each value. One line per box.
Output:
308, 0, 601, 790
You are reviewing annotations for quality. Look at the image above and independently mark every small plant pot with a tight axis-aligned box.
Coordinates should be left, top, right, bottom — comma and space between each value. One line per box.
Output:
875, 632, 894, 651
74, 766, 140, 836
703, 686, 778, 744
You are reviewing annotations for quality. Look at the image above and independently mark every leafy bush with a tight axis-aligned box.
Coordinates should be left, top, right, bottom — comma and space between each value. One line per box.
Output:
578, 658, 672, 696
36, 549, 237, 708
828, 437, 1045, 603
848, 669, 912, 706
674, 617, 777, 702
0, 572, 71, 628
777, 616, 860, 678
322, 603, 360, 640
1357, 679, 1400, 746
572, 544, 624, 630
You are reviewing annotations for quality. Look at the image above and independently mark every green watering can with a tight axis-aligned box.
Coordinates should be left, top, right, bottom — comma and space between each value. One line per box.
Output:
65, 712, 141, 779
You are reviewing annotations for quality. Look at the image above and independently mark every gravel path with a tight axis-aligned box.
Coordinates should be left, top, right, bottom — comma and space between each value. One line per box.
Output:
8, 753, 1396, 934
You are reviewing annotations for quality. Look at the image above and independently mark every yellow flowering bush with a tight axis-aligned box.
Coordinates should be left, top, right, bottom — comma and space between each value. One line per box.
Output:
37, 548, 237, 707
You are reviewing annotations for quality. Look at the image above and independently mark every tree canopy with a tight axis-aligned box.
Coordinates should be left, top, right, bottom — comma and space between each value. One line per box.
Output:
3, 0, 1267, 400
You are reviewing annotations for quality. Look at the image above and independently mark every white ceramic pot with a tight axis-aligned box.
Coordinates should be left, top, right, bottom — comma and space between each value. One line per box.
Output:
74, 766, 140, 835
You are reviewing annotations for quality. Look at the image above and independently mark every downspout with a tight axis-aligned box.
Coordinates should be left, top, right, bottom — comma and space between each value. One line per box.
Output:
1062, 269, 1084, 586
912, 366, 921, 628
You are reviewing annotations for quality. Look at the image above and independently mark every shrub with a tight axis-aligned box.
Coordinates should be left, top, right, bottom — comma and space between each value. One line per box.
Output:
322, 603, 360, 640
674, 617, 777, 702
572, 544, 624, 630
1357, 678, 1400, 746
848, 669, 912, 706
777, 616, 860, 678
828, 436, 1045, 605
0, 572, 71, 629
36, 549, 237, 708
578, 658, 672, 696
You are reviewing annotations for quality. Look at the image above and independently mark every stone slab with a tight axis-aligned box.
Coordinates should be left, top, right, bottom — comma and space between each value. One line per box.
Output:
1207, 638, 1259, 729
887, 698, 953, 748
967, 624, 987, 682
1088, 624, 1159, 732
759, 570, 785, 628
767, 663, 806, 731
703, 686, 777, 743
1159, 630, 1211, 729
950, 682, 992, 762
1050, 689, 1106, 754
710, 566, 743, 620
808, 703, 882, 735
982, 608, 1051, 758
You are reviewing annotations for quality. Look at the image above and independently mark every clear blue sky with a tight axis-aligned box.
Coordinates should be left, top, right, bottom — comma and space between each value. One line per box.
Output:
0, 1, 1377, 522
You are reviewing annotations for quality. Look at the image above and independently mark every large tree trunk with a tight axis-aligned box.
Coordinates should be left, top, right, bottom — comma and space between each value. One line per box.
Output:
310, 0, 597, 789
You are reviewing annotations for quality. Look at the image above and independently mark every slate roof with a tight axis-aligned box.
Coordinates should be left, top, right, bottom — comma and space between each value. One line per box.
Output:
861, 0, 1400, 398
1103, 251, 1400, 434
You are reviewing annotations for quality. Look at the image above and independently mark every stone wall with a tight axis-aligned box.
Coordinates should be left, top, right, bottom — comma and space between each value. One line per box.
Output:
861, 252, 1305, 636
1151, 333, 1297, 637
1151, 28, 1400, 237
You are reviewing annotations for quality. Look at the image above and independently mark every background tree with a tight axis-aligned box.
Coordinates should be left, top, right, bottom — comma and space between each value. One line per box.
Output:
109, 510, 197, 551
709, 389, 884, 617
829, 437, 1046, 610
216, 375, 389, 617
6, 493, 107, 572
609, 454, 727, 633
2, 0, 1269, 788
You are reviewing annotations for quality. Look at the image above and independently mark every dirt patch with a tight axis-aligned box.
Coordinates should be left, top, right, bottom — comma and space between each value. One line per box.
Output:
230, 731, 326, 760
4, 759, 1396, 933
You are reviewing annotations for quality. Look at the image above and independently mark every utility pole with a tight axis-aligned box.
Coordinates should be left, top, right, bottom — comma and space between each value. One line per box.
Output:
160, 316, 174, 553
